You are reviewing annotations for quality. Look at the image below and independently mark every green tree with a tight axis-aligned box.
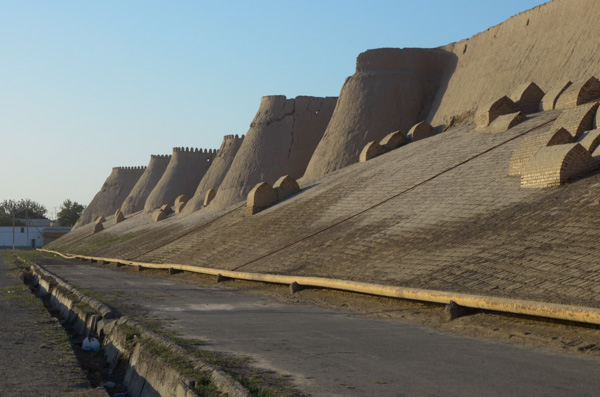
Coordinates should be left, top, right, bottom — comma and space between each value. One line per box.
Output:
0, 199, 47, 217
57, 199, 86, 227
0, 199, 47, 226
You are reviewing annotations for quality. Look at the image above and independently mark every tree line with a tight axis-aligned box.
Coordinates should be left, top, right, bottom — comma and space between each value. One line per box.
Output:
0, 199, 85, 227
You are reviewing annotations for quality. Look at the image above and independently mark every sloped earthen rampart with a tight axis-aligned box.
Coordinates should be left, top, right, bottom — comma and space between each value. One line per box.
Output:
74, 166, 146, 229
144, 148, 216, 213
210, 95, 337, 210
120, 154, 171, 215
180, 134, 245, 215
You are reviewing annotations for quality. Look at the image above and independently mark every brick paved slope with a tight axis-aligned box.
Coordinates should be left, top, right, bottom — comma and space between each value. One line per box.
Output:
50, 108, 600, 307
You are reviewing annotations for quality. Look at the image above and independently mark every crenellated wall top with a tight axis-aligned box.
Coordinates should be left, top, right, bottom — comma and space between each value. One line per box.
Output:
223, 134, 245, 140
172, 147, 217, 154
112, 166, 147, 171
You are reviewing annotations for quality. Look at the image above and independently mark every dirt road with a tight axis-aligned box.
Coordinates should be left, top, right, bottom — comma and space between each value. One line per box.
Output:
38, 255, 600, 397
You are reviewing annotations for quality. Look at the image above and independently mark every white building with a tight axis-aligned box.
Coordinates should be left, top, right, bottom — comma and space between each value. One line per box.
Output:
0, 212, 70, 248
0, 226, 44, 248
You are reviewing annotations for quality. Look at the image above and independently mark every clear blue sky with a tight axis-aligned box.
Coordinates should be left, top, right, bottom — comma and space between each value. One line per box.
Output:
1, 1, 548, 219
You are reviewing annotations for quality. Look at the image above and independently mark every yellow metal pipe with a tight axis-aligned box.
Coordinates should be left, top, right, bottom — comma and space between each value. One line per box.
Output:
37, 249, 600, 325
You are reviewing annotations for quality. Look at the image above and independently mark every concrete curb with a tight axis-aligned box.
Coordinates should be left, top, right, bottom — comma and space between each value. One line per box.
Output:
21, 254, 250, 397
38, 248, 600, 326
27, 258, 115, 320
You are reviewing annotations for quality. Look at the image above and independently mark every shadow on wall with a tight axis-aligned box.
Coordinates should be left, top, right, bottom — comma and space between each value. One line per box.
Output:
424, 50, 458, 123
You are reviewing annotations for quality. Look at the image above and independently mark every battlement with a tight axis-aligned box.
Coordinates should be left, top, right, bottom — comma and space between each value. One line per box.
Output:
223, 134, 245, 140
151, 154, 172, 159
113, 166, 147, 171
172, 147, 217, 154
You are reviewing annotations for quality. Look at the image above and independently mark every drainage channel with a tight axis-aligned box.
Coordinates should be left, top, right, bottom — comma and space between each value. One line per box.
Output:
17, 256, 127, 396
14, 255, 250, 397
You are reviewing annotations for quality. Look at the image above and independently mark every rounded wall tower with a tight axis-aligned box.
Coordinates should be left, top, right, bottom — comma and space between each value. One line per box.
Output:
302, 48, 454, 181
73, 166, 146, 229
143, 147, 216, 213
210, 95, 337, 210
180, 134, 245, 216
120, 154, 172, 215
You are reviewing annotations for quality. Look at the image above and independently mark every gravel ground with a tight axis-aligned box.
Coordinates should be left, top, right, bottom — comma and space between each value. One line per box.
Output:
0, 251, 106, 397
